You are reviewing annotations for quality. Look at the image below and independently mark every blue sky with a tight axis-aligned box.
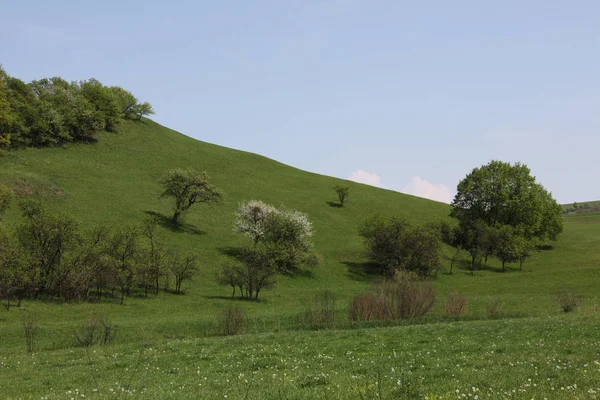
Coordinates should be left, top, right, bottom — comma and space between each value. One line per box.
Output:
2, 0, 599, 204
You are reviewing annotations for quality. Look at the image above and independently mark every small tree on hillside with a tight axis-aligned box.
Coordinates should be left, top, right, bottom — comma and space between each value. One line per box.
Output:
159, 168, 223, 224
234, 200, 277, 245
358, 215, 411, 276
333, 185, 349, 207
104, 226, 139, 305
494, 225, 519, 272
134, 102, 154, 121
17, 200, 78, 295
170, 254, 198, 294
236, 246, 277, 301
216, 263, 242, 298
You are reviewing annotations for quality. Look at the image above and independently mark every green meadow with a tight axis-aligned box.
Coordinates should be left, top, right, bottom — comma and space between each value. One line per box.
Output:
1, 119, 599, 398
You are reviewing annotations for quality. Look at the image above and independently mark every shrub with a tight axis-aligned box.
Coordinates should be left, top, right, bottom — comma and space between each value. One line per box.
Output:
217, 306, 245, 336
486, 297, 503, 318
554, 289, 581, 312
74, 314, 117, 347
444, 292, 468, 318
349, 271, 436, 321
21, 312, 37, 353
303, 290, 336, 328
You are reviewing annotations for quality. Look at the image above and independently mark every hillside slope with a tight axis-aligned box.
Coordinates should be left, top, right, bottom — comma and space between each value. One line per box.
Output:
0, 119, 599, 350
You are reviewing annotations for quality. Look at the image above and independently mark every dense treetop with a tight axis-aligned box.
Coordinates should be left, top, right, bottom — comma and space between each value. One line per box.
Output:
0, 66, 154, 148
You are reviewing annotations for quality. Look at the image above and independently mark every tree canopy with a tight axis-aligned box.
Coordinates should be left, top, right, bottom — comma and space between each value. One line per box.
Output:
450, 160, 563, 242
0, 66, 154, 148
159, 168, 223, 224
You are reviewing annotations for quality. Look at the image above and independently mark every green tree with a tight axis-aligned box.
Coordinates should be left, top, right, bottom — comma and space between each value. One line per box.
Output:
134, 101, 154, 120
494, 225, 519, 272
169, 253, 199, 294
0, 185, 13, 221
104, 226, 139, 305
0, 227, 29, 310
359, 215, 411, 276
0, 66, 17, 147
159, 168, 223, 224
451, 160, 563, 241
333, 184, 349, 207
17, 200, 78, 295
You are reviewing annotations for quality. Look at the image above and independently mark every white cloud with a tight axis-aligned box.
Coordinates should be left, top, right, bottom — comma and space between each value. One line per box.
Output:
348, 170, 382, 187
403, 176, 452, 204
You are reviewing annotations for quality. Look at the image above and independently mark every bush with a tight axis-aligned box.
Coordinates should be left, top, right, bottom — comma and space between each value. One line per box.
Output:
554, 289, 581, 312
74, 314, 117, 347
486, 297, 503, 318
349, 272, 436, 321
217, 306, 245, 336
303, 290, 336, 328
21, 312, 37, 353
444, 292, 468, 318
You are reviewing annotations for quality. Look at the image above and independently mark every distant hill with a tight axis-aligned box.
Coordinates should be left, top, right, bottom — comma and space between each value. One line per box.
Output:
562, 200, 600, 214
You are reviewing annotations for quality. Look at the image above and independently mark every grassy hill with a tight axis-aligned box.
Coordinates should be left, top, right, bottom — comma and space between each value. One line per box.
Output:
1, 119, 600, 397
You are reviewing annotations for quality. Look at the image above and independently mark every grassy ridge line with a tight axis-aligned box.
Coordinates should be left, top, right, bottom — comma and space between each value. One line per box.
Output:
3, 313, 600, 399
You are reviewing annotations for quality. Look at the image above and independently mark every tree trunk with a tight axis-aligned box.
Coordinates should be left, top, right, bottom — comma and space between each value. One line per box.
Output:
120, 289, 125, 305
171, 211, 180, 224
255, 289, 260, 301
502, 260, 506, 272
231, 286, 235, 298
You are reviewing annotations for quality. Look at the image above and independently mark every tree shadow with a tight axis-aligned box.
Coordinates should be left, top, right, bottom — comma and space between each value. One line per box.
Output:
217, 246, 244, 259
537, 244, 554, 251
326, 201, 342, 208
143, 211, 206, 235
289, 268, 315, 279
342, 261, 381, 282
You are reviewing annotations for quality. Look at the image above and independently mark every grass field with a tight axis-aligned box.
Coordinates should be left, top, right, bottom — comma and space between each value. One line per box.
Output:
1, 119, 599, 398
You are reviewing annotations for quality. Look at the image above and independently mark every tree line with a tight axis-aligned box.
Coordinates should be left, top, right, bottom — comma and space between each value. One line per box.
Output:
0, 197, 197, 309
0, 66, 154, 148
357, 161, 564, 277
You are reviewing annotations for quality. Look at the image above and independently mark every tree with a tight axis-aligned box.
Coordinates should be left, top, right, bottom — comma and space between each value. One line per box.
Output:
0, 66, 17, 147
236, 246, 277, 300
216, 263, 241, 298
494, 225, 519, 272
359, 215, 411, 276
514, 235, 535, 270
17, 200, 78, 295
234, 200, 277, 245
170, 254, 198, 294
333, 185, 349, 207
159, 168, 223, 224
401, 225, 443, 278
104, 226, 139, 304
451, 160, 563, 241
359, 215, 442, 278
134, 101, 154, 120
0, 185, 13, 221
234, 201, 315, 274
141, 219, 170, 295
0, 227, 29, 310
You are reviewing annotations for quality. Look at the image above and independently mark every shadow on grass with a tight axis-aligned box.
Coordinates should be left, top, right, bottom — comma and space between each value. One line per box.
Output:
342, 261, 381, 283
144, 211, 206, 235
326, 201, 342, 208
537, 244, 555, 251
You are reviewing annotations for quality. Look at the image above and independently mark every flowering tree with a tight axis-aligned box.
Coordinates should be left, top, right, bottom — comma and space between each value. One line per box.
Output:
226, 201, 316, 300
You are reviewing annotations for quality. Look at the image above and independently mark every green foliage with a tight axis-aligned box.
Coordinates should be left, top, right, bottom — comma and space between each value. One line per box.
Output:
333, 184, 349, 206
359, 215, 441, 277
0, 67, 154, 148
0, 184, 13, 220
159, 168, 223, 224
0, 66, 16, 147
451, 160, 563, 241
